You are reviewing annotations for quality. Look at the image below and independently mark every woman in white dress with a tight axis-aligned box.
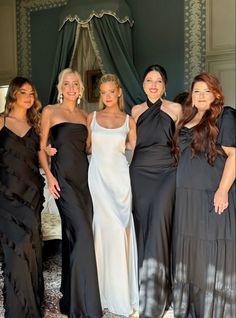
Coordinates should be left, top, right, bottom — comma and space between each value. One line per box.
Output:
87, 74, 139, 316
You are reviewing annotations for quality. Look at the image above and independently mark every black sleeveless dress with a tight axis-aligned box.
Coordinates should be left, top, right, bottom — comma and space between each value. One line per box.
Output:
0, 123, 44, 317
172, 106, 236, 317
50, 122, 102, 318
130, 99, 176, 317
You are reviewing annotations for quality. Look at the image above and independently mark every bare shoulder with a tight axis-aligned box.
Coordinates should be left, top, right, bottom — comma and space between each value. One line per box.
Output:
162, 100, 182, 122
165, 100, 182, 112
131, 102, 146, 121
87, 111, 95, 122
42, 104, 58, 116
80, 109, 88, 120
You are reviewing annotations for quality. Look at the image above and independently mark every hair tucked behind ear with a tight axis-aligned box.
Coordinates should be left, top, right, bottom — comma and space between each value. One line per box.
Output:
172, 72, 224, 166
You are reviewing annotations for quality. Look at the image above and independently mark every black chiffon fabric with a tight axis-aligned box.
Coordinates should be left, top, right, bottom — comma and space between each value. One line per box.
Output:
0, 125, 44, 317
130, 99, 176, 317
50, 122, 102, 318
172, 106, 236, 317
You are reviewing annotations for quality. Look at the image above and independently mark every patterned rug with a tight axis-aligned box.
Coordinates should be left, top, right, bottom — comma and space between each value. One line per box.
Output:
0, 241, 66, 318
0, 240, 173, 318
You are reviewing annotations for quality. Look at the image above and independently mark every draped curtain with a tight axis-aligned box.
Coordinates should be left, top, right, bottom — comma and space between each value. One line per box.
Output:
48, 21, 77, 103
48, 0, 145, 113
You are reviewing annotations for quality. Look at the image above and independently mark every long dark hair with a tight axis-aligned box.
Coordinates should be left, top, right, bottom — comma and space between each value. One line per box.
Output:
173, 72, 224, 165
3, 77, 42, 134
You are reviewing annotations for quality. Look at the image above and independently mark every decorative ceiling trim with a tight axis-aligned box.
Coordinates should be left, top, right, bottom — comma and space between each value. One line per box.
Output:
184, 0, 206, 89
60, 11, 134, 30
16, 0, 68, 78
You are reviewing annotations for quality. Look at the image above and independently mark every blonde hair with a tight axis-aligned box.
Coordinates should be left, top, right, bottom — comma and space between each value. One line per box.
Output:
2, 77, 41, 134
98, 73, 124, 111
57, 68, 84, 102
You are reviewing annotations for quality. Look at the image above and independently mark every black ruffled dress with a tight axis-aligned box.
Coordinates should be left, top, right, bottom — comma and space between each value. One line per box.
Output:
0, 122, 44, 317
172, 106, 236, 317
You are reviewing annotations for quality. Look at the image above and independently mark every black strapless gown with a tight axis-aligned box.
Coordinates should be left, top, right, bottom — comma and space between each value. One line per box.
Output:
0, 126, 44, 317
130, 99, 176, 317
50, 122, 102, 318
172, 107, 236, 317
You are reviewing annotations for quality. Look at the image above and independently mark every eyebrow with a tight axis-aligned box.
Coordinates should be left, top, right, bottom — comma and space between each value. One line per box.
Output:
19, 88, 34, 92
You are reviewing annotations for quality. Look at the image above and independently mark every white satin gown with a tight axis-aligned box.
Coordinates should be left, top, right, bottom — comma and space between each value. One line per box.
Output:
88, 111, 139, 316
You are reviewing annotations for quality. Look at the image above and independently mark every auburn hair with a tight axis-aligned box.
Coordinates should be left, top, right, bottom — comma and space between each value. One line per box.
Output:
173, 72, 224, 166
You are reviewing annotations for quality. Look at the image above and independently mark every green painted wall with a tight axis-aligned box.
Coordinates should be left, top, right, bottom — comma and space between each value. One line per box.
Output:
31, 7, 63, 106
30, 0, 185, 106
126, 0, 185, 99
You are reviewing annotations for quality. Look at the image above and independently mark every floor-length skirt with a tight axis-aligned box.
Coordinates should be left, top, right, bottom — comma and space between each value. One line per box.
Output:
0, 193, 44, 318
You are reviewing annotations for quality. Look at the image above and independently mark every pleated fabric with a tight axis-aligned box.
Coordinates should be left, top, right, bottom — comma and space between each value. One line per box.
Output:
0, 125, 44, 318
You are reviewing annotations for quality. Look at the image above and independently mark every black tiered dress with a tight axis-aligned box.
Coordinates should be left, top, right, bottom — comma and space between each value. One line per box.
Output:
50, 122, 102, 318
172, 106, 236, 317
0, 123, 44, 317
130, 99, 176, 317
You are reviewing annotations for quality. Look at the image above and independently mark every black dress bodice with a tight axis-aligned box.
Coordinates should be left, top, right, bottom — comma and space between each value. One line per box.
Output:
50, 122, 89, 185
131, 99, 176, 168
0, 126, 44, 209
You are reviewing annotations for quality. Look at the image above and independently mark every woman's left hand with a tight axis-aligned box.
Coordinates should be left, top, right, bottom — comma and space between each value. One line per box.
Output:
214, 188, 229, 214
45, 144, 57, 156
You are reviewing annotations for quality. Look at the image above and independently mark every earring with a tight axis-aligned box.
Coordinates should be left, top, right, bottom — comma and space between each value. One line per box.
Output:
164, 91, 167, 98
59, 93, 63, 103
77, 95, 81, 105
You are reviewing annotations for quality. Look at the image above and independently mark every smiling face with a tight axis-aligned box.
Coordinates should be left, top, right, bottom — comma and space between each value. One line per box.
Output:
15, 83, 35, 110
143, 70, 165, 101
192, 81, 215, 112
99, 81, 121, 109
61, 73, 81, 102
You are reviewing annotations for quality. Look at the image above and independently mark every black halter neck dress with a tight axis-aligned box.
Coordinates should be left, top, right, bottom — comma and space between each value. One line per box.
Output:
130, 99, 176, 317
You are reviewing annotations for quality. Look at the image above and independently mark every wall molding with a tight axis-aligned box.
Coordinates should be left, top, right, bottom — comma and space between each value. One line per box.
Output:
184, 0, 206, 89
206, 0, 235, 55
0, 0, 17, 85
16, 0, 67, 78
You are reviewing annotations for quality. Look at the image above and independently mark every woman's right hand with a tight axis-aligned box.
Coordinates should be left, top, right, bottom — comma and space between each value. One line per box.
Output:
45, 144, 57, 156
47, 174, 61, 199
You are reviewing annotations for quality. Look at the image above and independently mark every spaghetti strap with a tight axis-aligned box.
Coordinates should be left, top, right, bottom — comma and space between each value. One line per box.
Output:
3, 116, 6, 126
125, 114, 129, 132
90, 111, 96, 130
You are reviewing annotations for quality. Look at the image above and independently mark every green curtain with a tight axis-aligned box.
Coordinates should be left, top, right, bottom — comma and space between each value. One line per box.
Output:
48, 21, 77, 104
90, 16, 145, 112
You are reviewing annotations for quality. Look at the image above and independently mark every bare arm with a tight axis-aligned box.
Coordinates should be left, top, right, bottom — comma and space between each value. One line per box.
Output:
214, 146, 236, 214
126, 116, 136, 150
0, 116, 4, 130
86, 112, 94, 154
38, 107, 60, 199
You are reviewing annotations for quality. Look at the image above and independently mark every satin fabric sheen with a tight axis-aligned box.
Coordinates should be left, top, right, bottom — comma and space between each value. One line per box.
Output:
130, 99, 176, 317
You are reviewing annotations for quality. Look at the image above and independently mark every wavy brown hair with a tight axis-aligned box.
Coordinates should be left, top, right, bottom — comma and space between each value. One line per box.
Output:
2, 77, 42, 134
173, 72, 224, 166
